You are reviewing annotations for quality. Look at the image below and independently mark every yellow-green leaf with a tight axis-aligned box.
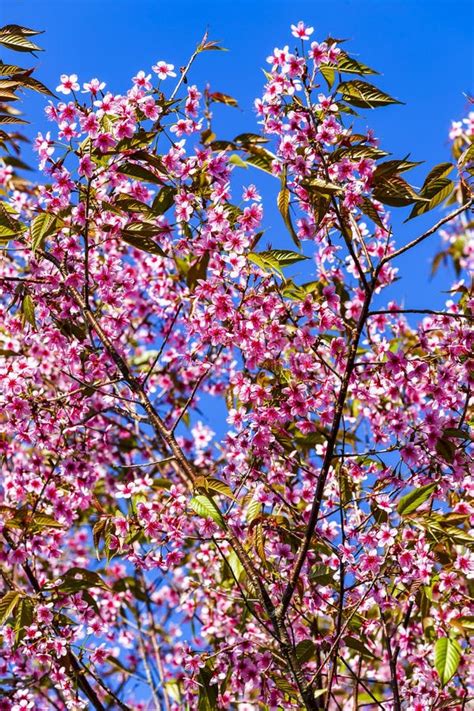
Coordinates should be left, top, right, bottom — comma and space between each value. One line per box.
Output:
30, 212, 59, 252
190, 495, 225, 528
338, 80, 402, 109
397, 483, 436, 516
434, 637, 461, 686
0, 591, 21, 625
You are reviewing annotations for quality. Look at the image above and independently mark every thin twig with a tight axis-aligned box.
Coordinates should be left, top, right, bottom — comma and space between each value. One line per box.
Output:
380, 199, 473, 264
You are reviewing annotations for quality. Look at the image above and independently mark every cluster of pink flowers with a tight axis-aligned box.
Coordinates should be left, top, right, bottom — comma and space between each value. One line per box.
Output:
0, 22, 472, 711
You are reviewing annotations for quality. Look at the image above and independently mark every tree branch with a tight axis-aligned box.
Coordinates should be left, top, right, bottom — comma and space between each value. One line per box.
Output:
380, 199, 473, 265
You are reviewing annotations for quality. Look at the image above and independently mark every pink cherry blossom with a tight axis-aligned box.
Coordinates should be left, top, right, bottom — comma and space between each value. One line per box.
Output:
290, 20, 314, 40
55, 73, 80, 95
152, 60, 177, 80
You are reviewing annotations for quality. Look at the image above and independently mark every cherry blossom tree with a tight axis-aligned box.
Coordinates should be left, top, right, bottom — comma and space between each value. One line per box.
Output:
0, 20, 473, 711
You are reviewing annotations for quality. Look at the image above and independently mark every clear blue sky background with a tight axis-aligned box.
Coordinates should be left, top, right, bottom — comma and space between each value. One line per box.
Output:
3, 0, 473, 308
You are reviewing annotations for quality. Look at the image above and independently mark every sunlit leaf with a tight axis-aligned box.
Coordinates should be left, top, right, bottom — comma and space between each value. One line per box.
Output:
152, 185, 176, 215
372, 175, 422, 207
14, 597, 33, 645
344, 635, 376, 658
397, 483, 436, 516
248, 249, 309, 275
121, 228, 167, 256
435, 437, 456, 464
338, 80, 402, 108
30, 212, 59, 252
0, 33, 42, 53
190, 495, 225, 528
408, 178, 454, 220
21, 293, 36, 328
434, 637, 461, 686
337, 52, 379, 76
209, 91, 238, 108
119, 162, 163, 184
0, 591, 20, 625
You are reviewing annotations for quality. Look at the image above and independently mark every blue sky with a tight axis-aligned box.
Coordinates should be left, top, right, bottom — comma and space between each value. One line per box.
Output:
4, 0, 473, 307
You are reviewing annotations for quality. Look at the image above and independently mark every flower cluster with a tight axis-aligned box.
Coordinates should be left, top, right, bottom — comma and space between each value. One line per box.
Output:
0, 22, 472, 711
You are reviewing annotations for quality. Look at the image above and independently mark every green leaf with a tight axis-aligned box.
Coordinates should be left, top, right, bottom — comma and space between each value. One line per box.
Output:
372, 158, 422, 179
277, 184, 300, 246
210, 139, 236, 151
278, 182, 301, 248
435, 437, 456, 464
0, 205, 26, 240
0, 64, 24, 77
151, 185, 176, 215
274, 677, 298, 696
195, 476, 236, 501
19, 76, 55, 97
106, 654, 134, 677
0, 79, 21, 91
2, 155, 33, 171
244, 146, 276, 174
246, 498, 261, 523
30, 513, 65, 530
0, 591, 21, 625
442, 427, 471, 441
434, 637, 461, 686
234, 132, 268, 145
337, 52, 378, 76
421, 162, 454, 185
224, 549, 244, 582
21, 293, 36, 328
313, 197, 333, 232
252, 520, 266, 563
209, 91, 238, 108
264, 249, 309, 267
329, 144, 388, 163
313, 689, 327, 701
408, 178, 454, 220
121, 231, 167, 256
187, 252, 209, 290
58, 567, 108, 594
119, 162, 163, 184
397, 483, 436, 516
0, 114, 28, 125
198, 37, 227, 52
190, 495, 225, 528
30, 212, 59, 252
0, 33, 42, 53
423, 513, 474, 547
0, 25, 43, 37
320, 65, 336, 90
197, 666, 218, 711
310, 564, 334, 586
0, 88, 21, 101
458, 144, 474, 169
14, 597, 33, 645
303, 177, 343, 196
338, 80, 402, 108
372, 175, 422, 207
359, 197, 386, 229
92, 518, 107, 556
116, 130, 156, 152
453, 615, 474, 632
229, 153, 248, 168
295, 639, 316, 664
248, 249, 309, 275
114, 194, 154, 218
344, 635, 376, 659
